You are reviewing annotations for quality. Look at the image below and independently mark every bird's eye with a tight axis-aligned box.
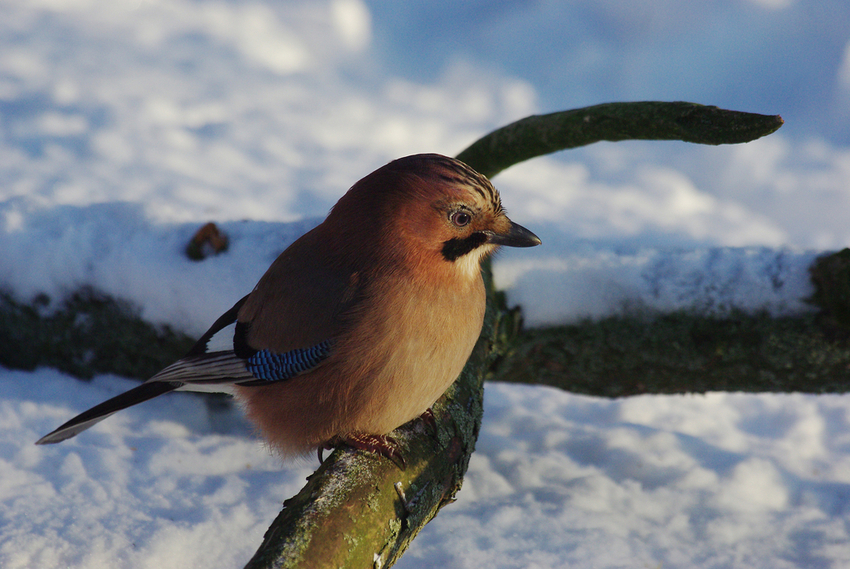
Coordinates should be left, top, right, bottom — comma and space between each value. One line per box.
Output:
450, 211, 471, 227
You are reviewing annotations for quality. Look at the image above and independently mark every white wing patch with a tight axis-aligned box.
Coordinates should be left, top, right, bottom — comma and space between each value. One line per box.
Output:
201, 321, 237, 354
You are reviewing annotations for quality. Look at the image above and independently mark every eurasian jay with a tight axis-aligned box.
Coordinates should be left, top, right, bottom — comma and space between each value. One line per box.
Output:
37, 154, 541, 461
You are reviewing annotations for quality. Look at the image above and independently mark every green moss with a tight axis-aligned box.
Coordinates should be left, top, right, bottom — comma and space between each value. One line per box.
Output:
493, 310, 850, 396
0, 288, 195, 380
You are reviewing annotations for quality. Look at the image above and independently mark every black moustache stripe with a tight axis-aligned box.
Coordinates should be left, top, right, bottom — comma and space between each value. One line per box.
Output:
441, 232, 488, 261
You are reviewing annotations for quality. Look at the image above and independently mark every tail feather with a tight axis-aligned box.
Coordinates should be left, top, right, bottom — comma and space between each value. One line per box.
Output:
36, 381, 181, 445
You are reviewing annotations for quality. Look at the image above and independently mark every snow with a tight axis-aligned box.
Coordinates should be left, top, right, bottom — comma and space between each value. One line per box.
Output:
2, 0, 850, 567
405, 385, 850, 569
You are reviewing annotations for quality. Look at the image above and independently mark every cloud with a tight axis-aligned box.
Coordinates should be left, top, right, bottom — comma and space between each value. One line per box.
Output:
331, 0, 372, 52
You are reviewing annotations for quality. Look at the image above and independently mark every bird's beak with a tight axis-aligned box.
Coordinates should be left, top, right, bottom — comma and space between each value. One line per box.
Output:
486, 221, 541, 248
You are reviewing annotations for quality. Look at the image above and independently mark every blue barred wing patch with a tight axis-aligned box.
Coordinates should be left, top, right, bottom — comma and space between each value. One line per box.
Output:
245, 340, 332, 383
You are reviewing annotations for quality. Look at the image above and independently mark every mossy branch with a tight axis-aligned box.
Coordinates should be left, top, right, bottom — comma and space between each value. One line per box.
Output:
493, 310, 850, 397
457, 101, 783, 178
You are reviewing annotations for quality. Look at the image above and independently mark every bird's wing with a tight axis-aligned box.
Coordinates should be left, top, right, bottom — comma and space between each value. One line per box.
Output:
165, 252, 348, 389
36, 295, 336, 445
155, 342, 334, 389
235, 223, 365, 354
142, 285, 340, 390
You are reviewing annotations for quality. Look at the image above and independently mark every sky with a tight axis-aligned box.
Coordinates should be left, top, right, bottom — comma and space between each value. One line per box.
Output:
2, 0, 850, 567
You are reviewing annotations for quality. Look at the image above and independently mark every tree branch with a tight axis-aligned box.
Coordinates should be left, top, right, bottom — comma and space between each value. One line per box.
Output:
457, 101, 783, 178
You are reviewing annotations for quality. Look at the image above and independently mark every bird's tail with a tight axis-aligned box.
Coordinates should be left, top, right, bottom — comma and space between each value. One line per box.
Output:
36, 381, 181, 445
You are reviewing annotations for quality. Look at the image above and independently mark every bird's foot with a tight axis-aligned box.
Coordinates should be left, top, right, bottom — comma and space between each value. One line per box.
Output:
325, 432, 406, 469
420, 407, 438, 435
317, 443, 330, 464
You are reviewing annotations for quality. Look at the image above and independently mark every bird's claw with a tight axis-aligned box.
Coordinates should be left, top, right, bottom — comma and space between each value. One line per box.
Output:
325, 433, 406, 469
420, 407, 438, 435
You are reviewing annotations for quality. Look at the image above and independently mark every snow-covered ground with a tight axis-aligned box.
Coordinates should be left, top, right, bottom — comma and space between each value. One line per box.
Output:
2, 1, 850, 567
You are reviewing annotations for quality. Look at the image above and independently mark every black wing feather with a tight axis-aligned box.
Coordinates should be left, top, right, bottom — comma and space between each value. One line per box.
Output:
36, 381, 180, 445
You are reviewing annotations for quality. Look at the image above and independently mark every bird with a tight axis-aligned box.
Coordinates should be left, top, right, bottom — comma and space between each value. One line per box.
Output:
36, 153, 541, 462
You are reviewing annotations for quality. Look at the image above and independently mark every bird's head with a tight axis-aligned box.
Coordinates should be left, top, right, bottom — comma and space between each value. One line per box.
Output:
327, 154, 540, 277
392, 154, 540, 272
